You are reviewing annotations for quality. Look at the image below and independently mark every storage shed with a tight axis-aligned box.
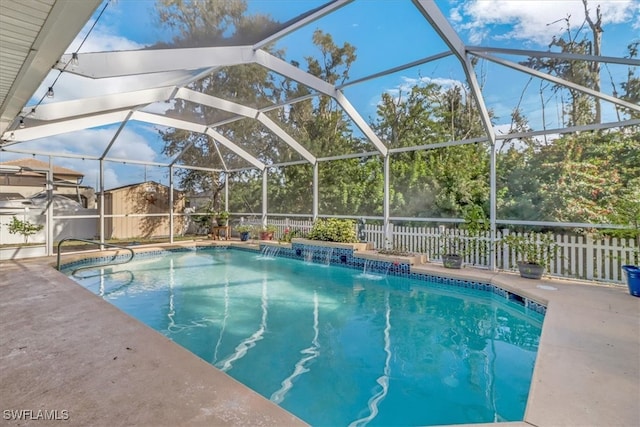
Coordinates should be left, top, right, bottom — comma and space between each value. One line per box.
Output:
100, 181, 185, 239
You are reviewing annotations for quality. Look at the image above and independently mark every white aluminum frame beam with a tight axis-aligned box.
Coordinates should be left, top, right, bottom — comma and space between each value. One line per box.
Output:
0, 0, 102, 134
177, 88, 316, 164
256, 112, 316, 164
51, 45, 387, 157
130, 111, 265, 169
131, 111, 206, 133
413, 0, 497, 271
206, 128, 266, 171
57, 46, 256, 78
467, 46, 640, 67
473, 51, 640, 114
130, 111, 265, 171
254, 50, 388, 156
495, 119, 640, 141
177, 88, 257, 119
412, 0, 495, 144
253, 0, 353, 50
339, 51, 453, 89
23, 86, 176, 121
2, 110, 130, 141
101, 111, 134, 159
1, 147, 99, 160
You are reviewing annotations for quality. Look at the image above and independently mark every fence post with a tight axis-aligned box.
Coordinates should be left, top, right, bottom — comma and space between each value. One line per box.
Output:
385, 222, 394, 249
501, 228, 510, 270
586, 233, 594, 280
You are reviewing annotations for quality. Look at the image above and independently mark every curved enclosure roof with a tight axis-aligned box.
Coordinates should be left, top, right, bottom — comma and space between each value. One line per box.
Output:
1, 0, 639, 181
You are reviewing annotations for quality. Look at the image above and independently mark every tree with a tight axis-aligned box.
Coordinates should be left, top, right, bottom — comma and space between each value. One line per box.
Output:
372, 83, 490, 218
616, 180, 640, 262
497, 130, 639, 223
581, 0, 603, 123
617, 41, 640, 121
520, 0, 608, 126
154, 0, 282, 212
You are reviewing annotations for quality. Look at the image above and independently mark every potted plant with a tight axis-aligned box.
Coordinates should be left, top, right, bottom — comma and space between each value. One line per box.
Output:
502, 231, 558, 279
216, 210, 230, 226
236, 224, 253, 242
259, 224, 277, 241
437, 205, 489, 269
608, 180, 639, 296
438, 229, 464, 269
279, 227, 305, 243
614, 184, 640, 297
622, 265, 640, 297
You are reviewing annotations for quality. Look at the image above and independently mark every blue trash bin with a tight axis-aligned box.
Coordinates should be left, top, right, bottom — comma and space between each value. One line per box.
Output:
622, 265, 640, 297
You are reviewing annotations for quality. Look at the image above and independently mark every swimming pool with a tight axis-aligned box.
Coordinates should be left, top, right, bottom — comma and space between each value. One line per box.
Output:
65, 247, 543, 426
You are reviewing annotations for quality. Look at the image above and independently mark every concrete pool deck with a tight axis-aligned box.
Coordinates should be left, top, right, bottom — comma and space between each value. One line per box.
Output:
1, 241, 639, 426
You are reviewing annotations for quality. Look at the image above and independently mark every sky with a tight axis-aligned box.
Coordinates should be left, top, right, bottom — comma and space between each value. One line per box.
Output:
1, 0, 638, 190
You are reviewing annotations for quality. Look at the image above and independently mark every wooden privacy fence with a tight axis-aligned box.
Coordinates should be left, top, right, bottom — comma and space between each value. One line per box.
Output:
266, 219, 637, 284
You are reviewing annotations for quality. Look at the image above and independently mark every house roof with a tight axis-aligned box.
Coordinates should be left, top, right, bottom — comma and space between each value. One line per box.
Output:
0, 157, 84, 177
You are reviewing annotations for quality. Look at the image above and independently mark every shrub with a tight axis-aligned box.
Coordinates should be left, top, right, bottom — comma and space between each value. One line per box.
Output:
8, 216, 44, 244
307, 218, 357, 243
502, 232, 559, 270
280, 227, 305, 243
235, 224, 253, 233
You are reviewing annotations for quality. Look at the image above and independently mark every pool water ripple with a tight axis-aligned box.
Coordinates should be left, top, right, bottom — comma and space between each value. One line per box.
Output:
66, 248, 543, 427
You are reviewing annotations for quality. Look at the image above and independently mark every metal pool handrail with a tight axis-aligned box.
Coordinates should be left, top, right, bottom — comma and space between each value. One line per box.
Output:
56, 238, 135, 272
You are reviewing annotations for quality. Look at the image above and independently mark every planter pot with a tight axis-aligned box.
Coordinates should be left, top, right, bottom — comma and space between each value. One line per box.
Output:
622, 265, 640, 297
517, 261, 545, 279
442, 254, 463, 269
259, 231, 274, 241
240, 231, 250, 242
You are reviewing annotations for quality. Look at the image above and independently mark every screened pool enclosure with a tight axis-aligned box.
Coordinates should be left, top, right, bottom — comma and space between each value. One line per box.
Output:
1, 0, 638, 282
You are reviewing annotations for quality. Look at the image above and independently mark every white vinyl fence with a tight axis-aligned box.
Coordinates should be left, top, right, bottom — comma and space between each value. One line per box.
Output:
0, 211, 98, 245
267, 219, 637, 284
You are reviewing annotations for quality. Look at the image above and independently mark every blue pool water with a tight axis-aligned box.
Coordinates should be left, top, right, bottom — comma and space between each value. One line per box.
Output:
66, 248, 543, 426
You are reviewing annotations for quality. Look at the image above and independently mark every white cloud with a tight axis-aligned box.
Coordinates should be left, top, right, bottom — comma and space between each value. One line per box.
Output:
374, 75, 467, 111
102, 167, 122, 189
3, 127, 161, 188
451, 0, 639, 46
66, 17, 146, 54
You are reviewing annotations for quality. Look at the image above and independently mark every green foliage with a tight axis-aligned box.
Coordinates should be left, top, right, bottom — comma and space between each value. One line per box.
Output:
498, 131, 640, 224
604, 179, 640, 264
8, 216, 44, 244
378, 247, 411, 256
436, 205, 490, 259
192, 213, 212, 228
307, 218, 357, 243
279, 228, 305, 243
502, 232, 559, 270
261, 224, 277, 233
436, 228, 464, 257
374, 84, 491, 218
463, 204, 490, 236
235, 224, 253, 233
154, 0, 638, 233
216, 210, 230, 220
